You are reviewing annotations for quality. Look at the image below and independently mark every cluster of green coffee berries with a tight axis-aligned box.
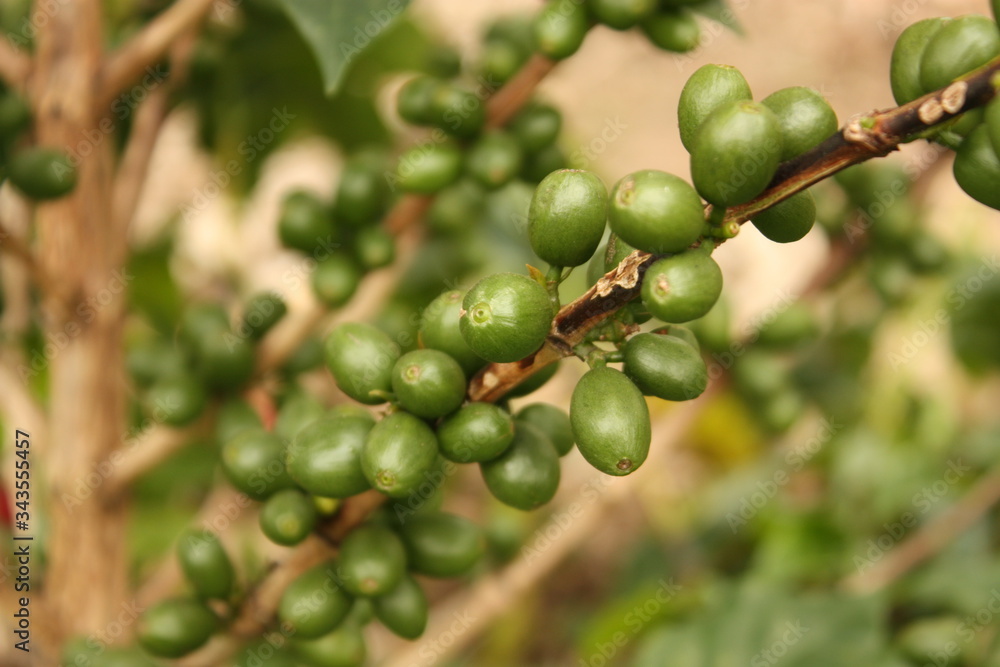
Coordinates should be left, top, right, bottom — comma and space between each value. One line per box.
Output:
888, 13, 1000, 210
0, 84, 77, 201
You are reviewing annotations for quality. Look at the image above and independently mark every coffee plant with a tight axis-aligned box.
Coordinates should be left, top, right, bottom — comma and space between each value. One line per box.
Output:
1, 0, 1000, 665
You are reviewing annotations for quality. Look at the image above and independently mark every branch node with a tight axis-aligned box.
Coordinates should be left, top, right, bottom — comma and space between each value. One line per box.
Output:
918, 97, 945, 125
941, 81, 968, 115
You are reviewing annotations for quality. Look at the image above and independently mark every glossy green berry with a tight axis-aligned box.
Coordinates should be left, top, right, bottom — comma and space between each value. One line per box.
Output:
127, 338, 187, 388
259, 489, 318, 547
391, 349, 466, 419
985, 96, 1000, 157
641, 247, 723, 323
353, 227, 395, 271
427, 180, 485, 236
283, 336, 325, 376
430, 84, 487, 139
180, 303, 229, 347
7, 147, 77, 200
334, 152, 390, 226
274, 389, 325, 442
535, 0, 590, 60
485, 15, 537, 57
420, 290, 486, 377
137, 598, 217, 658
515, 403, 574, 456
501, 359, 561, 399
221, 429, 295, 500
590, 0, 656, 30
529, 169, 607, 267
216, 398, 262, 443
241, 292, 287, 340
755, 302, 819, 349
279, 561, 353, 639
622, 332, 707, 401
460, 273, 554, 363
324, 322, 401, 405
691, 100, 783, 207
570, 367, 651, 476
890, 18, 949, 104
920, 15, 1000, 92
521, 143, 569, 183
176, 530, 235, 601
608, 169, 704, 254
678, 64, 753, 152
371, 575, 427, 639
362, 412, 439, 498
0, 93, 30, 140
397, 76, 441, 125
510, 103, 562, 153
466, 132, 523, 190
337, 524, 407, 596
399, 511, 486, 577
954, 124, 1000, 210
287, 415, 373, 498
193, 330, 255, 390
640, 9, 700, 52
146, 374, 206, 426
396, 142, 463, 194
437, 402, 515, 463
312, 253, 362, 308
426, 46, 461, 79
751, 190, 817, 243
279, 190, 332, 253
293, 623, 366, 667
479, 39, 525, 85
761, 87, 838, 161
480, 422, 561, 510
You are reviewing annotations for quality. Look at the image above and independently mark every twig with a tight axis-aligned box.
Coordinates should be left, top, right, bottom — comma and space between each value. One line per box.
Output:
469, 56, 1000, 403
105, 413, 214, 495
0, 214, 61, 300
486, 54, 556, 128
98, 0, 217, 112
842, 466, 1000, 595
0, 39, 30, 92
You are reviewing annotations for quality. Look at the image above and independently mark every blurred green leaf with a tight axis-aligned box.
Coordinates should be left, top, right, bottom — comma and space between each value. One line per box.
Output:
273, 0, 413, 94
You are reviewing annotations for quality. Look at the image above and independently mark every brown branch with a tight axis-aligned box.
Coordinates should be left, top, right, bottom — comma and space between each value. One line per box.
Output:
105, 412, 214, 495
0, 39, 31, 92
486, 54, 556, 128
0, 215, 53, 294
470, 56, 1000, 403
98, 0, 216, 112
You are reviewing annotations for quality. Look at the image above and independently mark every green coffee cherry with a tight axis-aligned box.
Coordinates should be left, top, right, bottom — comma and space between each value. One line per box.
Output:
216, 398, 262, 443
515, 403, 574, 456
521, 143, 569, 183
479, 39, 525, 85
586, 234, 639, 286
0, 93, 30, 141
535, 0, 590, 60
337, 524, 407, 596
353, 227, 396, 271
362, 412, 439, 498
176, 530, 234, 601
686, 297, 731, 353
221, 429, 295, 500
7, 147, 77, 200
501, 359, 561, 399
529, 169, 608, 267
751, 190, 817, 243
480, 422, 561, 510
691, 100, 783, 207
278, 561, 353, 639
954, 125, 1000, 210
293, 623, 366, 667
279, 190, 332, 253
312, 252, 362, 308
460, 273, 554, 363
466, 132, 524, 190
193, 330, 255, 391
396, 142, 463, 194
608, 169, 704, 253
510, 103, 562, 153
137, 598, 217, 658
287, 415, 373, 498
398, 511, 485, 577
334, 152, 390, 226
397, 76, 441, 125
274, 389, 325, 442
485, 15, 537, 56
890, 18, 949, 104
241, 292, 287, 340
641, 246, 723, 323
571, 367, 651, 476
640, 9, 700, 53
391, 349, 467, 419
622, 332, 707, 401
430, 84, 486, 138
420, 290, 487, 377
590, 0, 656, 30
259, 488, 318, 546
145, 374, 207, 426
180, 303, 230, 347
678, 64, 753, 152
437, 402, 515, 463
755, 302, 819, 348
920, 15, 1000, 92
324, 322, 401, 405
985, 96, 1000, 157
371, 575, 428, 639
126, 338, 187, 388
761, 87, 837, 161
283, 336, 325, 376
427, 180, 485, 235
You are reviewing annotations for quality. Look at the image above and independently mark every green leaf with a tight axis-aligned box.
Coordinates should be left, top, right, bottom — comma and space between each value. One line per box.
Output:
273, 0, 413, 94
691, 0, 745, 37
